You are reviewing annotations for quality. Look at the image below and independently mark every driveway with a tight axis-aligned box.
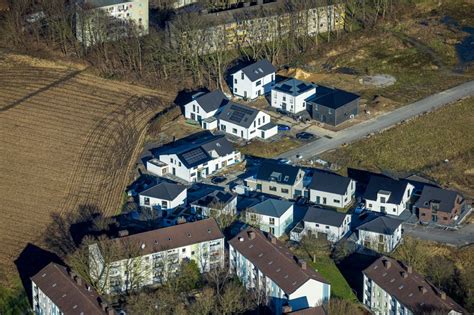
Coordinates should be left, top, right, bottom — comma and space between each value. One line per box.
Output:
402, 223, 474, 247
279, 80, 474, 160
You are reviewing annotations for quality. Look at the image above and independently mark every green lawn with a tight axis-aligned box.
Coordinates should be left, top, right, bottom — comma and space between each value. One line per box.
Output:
310, 257, 357, 301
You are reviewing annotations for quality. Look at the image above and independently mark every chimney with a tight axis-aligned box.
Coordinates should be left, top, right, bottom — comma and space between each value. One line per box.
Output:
406, 265, 413, 274
269, 235, 277, 244
401, 271, 407, 279
298, 259, 307, 270
118, 230, 129, 237
439, 291, 446, 300
248, 231, 256, 240
282, 304, 293, 313
419, 286, 427, 294
383, 259, 391, 269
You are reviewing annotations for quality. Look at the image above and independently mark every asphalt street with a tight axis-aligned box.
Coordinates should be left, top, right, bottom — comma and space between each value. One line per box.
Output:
403, 223, 474, 247
279, 80, 474, 160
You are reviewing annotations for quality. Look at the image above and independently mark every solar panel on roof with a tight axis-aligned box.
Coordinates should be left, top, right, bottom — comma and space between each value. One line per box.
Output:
229, 111, 245, 123
230, 104, 254, 115
181, 148, 208, 165
280, 84, 292, 92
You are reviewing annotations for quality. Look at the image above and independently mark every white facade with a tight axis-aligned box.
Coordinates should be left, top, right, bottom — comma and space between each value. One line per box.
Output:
301, 215, 351, 243
218, 110, 276, 140
358, 224, 402, 253
309, 180, 356, 208
90, 238, 225, 294
271, 85, 315, 114
232, 71, 275, 100
139, 188, 187, 210
246, 205, 294, 237
192, 195, 237, 217
184, 99, 217, 125
365, 183, 414, 216
31, 283, 62, 315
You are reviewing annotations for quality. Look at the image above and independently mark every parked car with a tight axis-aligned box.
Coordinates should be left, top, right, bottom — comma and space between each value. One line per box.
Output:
296, 132, 316, 140
296, 154, 303, 159
278, 158, 291, 164
211, 176, 227, 184
278, 124, 291, 131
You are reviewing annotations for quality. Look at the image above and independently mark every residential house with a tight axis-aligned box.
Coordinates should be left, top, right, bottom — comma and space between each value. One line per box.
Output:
31, 262, 115, 315
363, 256, 467, 315
183, 90, 229, 129
414, 186, 465, 226
245, 160, 305, 200
147, 131, 241, 182
356, 215, 403, 253
308, 170, 355, 209
229, 228, 331, 314
271, 78, 316, 114
190, 190, 237, 218
245, 198, 294, 237
138, 182, 187, 215
363, 175, 414, 216
89, 218, 225, 294
76, 0, 149, 47
217, 102, 277, 140
290, 207, 351, 243
232, 59, 276, 100
306, 86, 359, 126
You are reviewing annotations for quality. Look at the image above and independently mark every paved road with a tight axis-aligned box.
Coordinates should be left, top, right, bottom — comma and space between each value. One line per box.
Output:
403, 223, 474, 247
279, 80, 474, 160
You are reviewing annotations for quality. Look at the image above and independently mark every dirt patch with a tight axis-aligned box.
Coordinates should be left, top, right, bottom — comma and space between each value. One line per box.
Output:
360, 74, 397, 87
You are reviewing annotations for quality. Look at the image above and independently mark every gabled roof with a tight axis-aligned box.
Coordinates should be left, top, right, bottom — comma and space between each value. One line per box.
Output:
140, 182, 186, 200
308, 170, 352, 195
306, 86, 359, 109
363, 256, 466, 314
151, 131, 235, 168
229, 227, 328, 295
303, 207, 348, 227
105, 219, 224, 258
256, 160, 302, 186
192, 90, 229, 113
217, 102, 260, 128
363, 175, 410, 204
273, 78, 316, 96
357, 215, 402, 235
191, 190, 236, 208
237, 59, 276, 82
414, 186, 461, 213
248, 198, 293, 218
31, 263, 112, 314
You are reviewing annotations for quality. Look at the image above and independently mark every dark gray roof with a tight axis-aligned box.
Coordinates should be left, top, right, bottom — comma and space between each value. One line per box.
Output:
309, 170, 351, 195
256, 160, 301, 186
217, 102, 259, 128
273, 78, 316, 96
357, 216, 402, 235
306, 86, 360, 110
191, 190, 236, 208
152, 131, 235, 169
238, 59, 276, 82
414, 186, 461, 213
192, 90, 229, 113
258, 122, 276, 131
363, 175, 410, 204
140, 182, 186, 200
248, 198, 293, 217
303, 207, 348, 227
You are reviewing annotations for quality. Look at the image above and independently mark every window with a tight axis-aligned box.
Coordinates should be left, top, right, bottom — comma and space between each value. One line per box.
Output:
269, 227, 275, 235
283, 96, 286, 101
234, 88, 237, 93
381, 197, 386, 203
368, 203, 373, 208
250, 214, 257, 222
182, 248, 186, 253
263, 116, 265, 123
380, 206, 386, 212
192, 105, 196, 112
322, 197, 327, 204
269, 218, 275, 225
241, 73, 244, 80
232, 128, 237, 134
170, 158, 174, 163
178, 162, 182, 167
334, 199, 340, 204
256, 80, 262, 86
326, 226, 329, 229
234, 79, 237, 84
269, 186, 277, 192
316, 224, 319, 227
328, 109, 333, 114
393, 208, 396, 212
221, 124, 226, 131
144, 197, 150, 206
162, 201, 168, 208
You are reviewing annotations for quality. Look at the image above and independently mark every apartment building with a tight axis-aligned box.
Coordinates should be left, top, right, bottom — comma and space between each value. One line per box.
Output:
363, 256, 466, 315
89, 219, 225, 294
229, 227, 330, 314
31, 262, 114, 315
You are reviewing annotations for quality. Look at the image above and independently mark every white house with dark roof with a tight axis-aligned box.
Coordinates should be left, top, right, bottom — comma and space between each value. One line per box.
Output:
89, 218, 225, 294
139, 181, 187, 211
184, 90, 229, 129
246, 160, 305, 200
229, 227, 330, 314
245, 198, 294, 237
363, 175, 414, 216
147, 131, 241, 182
355, 214, 403, 253
271, 78, 316, 114
308, 170, 355, 209
232, 59, 276, 100
190, 190, 237, 218
217, 102, 277, 140
290, 207, 351, 243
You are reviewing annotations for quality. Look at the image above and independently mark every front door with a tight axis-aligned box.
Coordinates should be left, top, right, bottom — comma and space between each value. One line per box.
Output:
316, 196, 320, 204
172, 167, 176, 176
282, 103, 287, 111
244, 91, 247, 98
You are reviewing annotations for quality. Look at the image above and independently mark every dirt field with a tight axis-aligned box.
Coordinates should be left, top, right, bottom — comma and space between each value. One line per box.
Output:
0, 53, 173, 281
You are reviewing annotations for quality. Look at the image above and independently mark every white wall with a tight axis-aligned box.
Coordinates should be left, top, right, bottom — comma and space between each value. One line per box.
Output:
232, 71, 275, 100
139, 188, 187, 209
365, 183, 414, 216
184, 99, 217, 122
309, 179, 355, 208
271, 87, 316, 114
358, 225, 402, 253
248, 205, 294, 237
289, 279, 328, 310
303, 215, 350, 242
219, 111, 272, 140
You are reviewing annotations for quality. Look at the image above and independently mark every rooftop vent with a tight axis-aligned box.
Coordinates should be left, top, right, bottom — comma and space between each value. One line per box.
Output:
248, 231, 256, 240
239, 237, 244, 242
383, 259, 391, 269
406, 265, 413, 274
141, 243, 146, 249
401, 271, 408, 279
439, 291, 446, 300
419, 286, 428, 294
298, 259, 307, 270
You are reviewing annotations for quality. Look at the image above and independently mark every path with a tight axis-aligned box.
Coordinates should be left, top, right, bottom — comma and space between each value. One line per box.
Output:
402, 223, 474, 247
